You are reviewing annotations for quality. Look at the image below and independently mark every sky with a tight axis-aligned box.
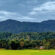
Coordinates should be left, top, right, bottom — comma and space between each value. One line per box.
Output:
0, 0, 55, 22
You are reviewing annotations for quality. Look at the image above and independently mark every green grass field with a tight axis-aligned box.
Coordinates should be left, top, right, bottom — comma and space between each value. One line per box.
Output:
0, 49, 55, 55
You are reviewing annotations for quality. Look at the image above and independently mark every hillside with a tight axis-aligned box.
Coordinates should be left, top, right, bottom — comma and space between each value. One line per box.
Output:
0, 19, 55, 33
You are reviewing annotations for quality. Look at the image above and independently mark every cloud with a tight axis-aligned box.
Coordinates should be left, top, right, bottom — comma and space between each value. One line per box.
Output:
0, 11, 18, 21
29, 1, 55, 15
0, 1, 55, 22
27, 1, 55, 22
26, 0, 38, 4
0, 10, 34, 22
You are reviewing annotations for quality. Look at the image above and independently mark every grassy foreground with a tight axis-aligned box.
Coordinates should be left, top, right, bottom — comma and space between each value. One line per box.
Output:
0, 49, 55, 55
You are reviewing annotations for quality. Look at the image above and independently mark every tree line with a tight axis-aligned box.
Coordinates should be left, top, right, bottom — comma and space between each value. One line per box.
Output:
0, 32, 55, 49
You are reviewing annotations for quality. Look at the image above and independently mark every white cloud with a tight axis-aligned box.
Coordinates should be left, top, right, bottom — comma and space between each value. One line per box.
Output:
29, 1, 55, 15
0, 11, 17, 16
0, 10, 34, 22
16, 16, 34, 22
0, 11, 18, 21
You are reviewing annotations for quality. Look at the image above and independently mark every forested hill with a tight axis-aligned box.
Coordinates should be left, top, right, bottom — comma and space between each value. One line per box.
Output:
0, 19, 55, 33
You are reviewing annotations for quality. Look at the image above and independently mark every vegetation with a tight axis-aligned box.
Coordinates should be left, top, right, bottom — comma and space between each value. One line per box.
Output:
0, 50, 55, 55
0, 32, 55, 49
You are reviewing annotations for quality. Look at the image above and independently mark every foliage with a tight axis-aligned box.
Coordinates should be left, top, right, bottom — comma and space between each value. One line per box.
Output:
0, 32, 55, 49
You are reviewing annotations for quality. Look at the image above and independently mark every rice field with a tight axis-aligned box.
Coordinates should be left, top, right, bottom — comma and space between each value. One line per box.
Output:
0, 49, 55, 55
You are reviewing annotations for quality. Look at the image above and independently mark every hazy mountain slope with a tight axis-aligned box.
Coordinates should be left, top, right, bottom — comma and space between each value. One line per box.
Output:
0, 19, 55, 33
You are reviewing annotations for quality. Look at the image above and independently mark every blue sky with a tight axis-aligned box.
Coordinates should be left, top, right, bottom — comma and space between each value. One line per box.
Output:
0, 0, 55, 22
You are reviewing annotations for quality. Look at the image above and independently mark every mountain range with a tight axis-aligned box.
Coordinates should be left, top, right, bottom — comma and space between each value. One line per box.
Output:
0, 19, 55, 33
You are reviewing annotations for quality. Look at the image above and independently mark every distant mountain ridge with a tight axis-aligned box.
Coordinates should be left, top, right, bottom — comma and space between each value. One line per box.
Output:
0, 19, 55, 33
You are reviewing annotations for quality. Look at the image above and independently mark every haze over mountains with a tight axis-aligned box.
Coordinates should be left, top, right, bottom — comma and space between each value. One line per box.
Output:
0, 19, 55, 33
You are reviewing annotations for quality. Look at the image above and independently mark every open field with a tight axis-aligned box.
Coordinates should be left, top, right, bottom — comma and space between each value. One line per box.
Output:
0, 50, 55, 55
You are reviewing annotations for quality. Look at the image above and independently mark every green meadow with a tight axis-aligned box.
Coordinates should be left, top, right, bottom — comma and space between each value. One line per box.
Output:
0, 50, 55, 55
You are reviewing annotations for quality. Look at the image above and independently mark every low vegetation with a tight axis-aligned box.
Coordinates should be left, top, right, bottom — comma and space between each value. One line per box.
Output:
0, 50, 55, 55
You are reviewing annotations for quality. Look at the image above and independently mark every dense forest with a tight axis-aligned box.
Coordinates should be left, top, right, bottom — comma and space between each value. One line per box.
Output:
0, 32, 55, 49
